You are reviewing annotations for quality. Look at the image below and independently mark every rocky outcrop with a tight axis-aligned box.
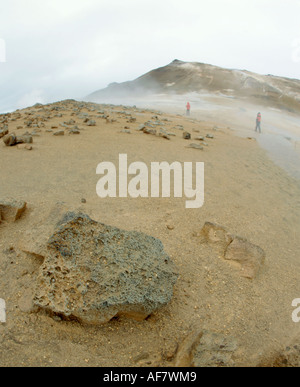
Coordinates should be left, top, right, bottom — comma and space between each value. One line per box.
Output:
33, 212, 178, 324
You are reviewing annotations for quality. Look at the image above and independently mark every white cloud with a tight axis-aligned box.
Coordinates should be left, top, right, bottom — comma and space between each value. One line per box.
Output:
17, 89, 47, 109
0, 0, 299, 112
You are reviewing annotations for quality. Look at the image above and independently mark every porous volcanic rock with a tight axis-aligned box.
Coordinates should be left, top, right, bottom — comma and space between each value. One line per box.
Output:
33, 212, 178, 324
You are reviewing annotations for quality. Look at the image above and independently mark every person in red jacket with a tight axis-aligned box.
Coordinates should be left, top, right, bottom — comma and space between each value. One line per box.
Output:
186, 102, 191, 116
255, 112, 262, 133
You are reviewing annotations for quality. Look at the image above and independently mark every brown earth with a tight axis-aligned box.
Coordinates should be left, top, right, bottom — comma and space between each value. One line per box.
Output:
0, 99, 299, 367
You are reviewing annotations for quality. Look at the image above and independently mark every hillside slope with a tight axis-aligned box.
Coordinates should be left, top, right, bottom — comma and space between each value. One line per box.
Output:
87, 60, 300, 112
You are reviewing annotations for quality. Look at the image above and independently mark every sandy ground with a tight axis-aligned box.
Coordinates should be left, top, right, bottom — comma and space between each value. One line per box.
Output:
0, 100, 300, 367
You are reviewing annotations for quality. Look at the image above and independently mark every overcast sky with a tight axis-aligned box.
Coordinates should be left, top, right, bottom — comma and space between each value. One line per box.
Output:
0, 0, 300, 113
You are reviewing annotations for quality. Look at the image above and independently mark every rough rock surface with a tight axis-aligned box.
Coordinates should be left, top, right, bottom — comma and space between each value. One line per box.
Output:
33, 212, 178, 324
183, 131, 191, 139
3, 133, 33, 146
269, 337, 300, 367
0, 199, 27, 223
191, 331, 237, 367
199, 222, 265, 279
175, 328, 237, 367
224, 236, 265, 279
18, 202, 68, 259
199, 222, 233, 250
187, 143, 203, 150
0, 128, 9, 138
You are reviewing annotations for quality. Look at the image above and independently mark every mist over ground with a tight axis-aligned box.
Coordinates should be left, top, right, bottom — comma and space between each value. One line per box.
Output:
0, 0, 300, 113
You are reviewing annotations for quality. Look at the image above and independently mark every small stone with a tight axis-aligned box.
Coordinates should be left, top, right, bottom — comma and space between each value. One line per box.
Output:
17, 135, 33, 144
3, 133, 17, 146
17, 144, 32, 150
0, 199, 27, 222
53, 130, 65, 136
224, 236, 266, 279
175, 328, 237, 367
143, 128, 156, 135
0, 128, 9, 138
127, 117, 136, 123
52, 315, 62, 322
133, 352, 150, 363
69, 129, 80, 135
137, 124, 146, 131
64, 119, 75, 125
159, 129, 170, 140
86, 120, 96, 126
187, 143, 203, 150
199, 222, 234, 250
183, 131, 191, 140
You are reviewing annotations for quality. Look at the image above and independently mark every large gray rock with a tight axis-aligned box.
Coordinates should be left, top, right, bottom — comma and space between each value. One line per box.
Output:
33, 212, 178, 324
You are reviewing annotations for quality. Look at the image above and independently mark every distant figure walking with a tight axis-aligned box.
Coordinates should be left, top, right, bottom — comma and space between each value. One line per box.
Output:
186, 102, 191, 116
255, 112, 262, 133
